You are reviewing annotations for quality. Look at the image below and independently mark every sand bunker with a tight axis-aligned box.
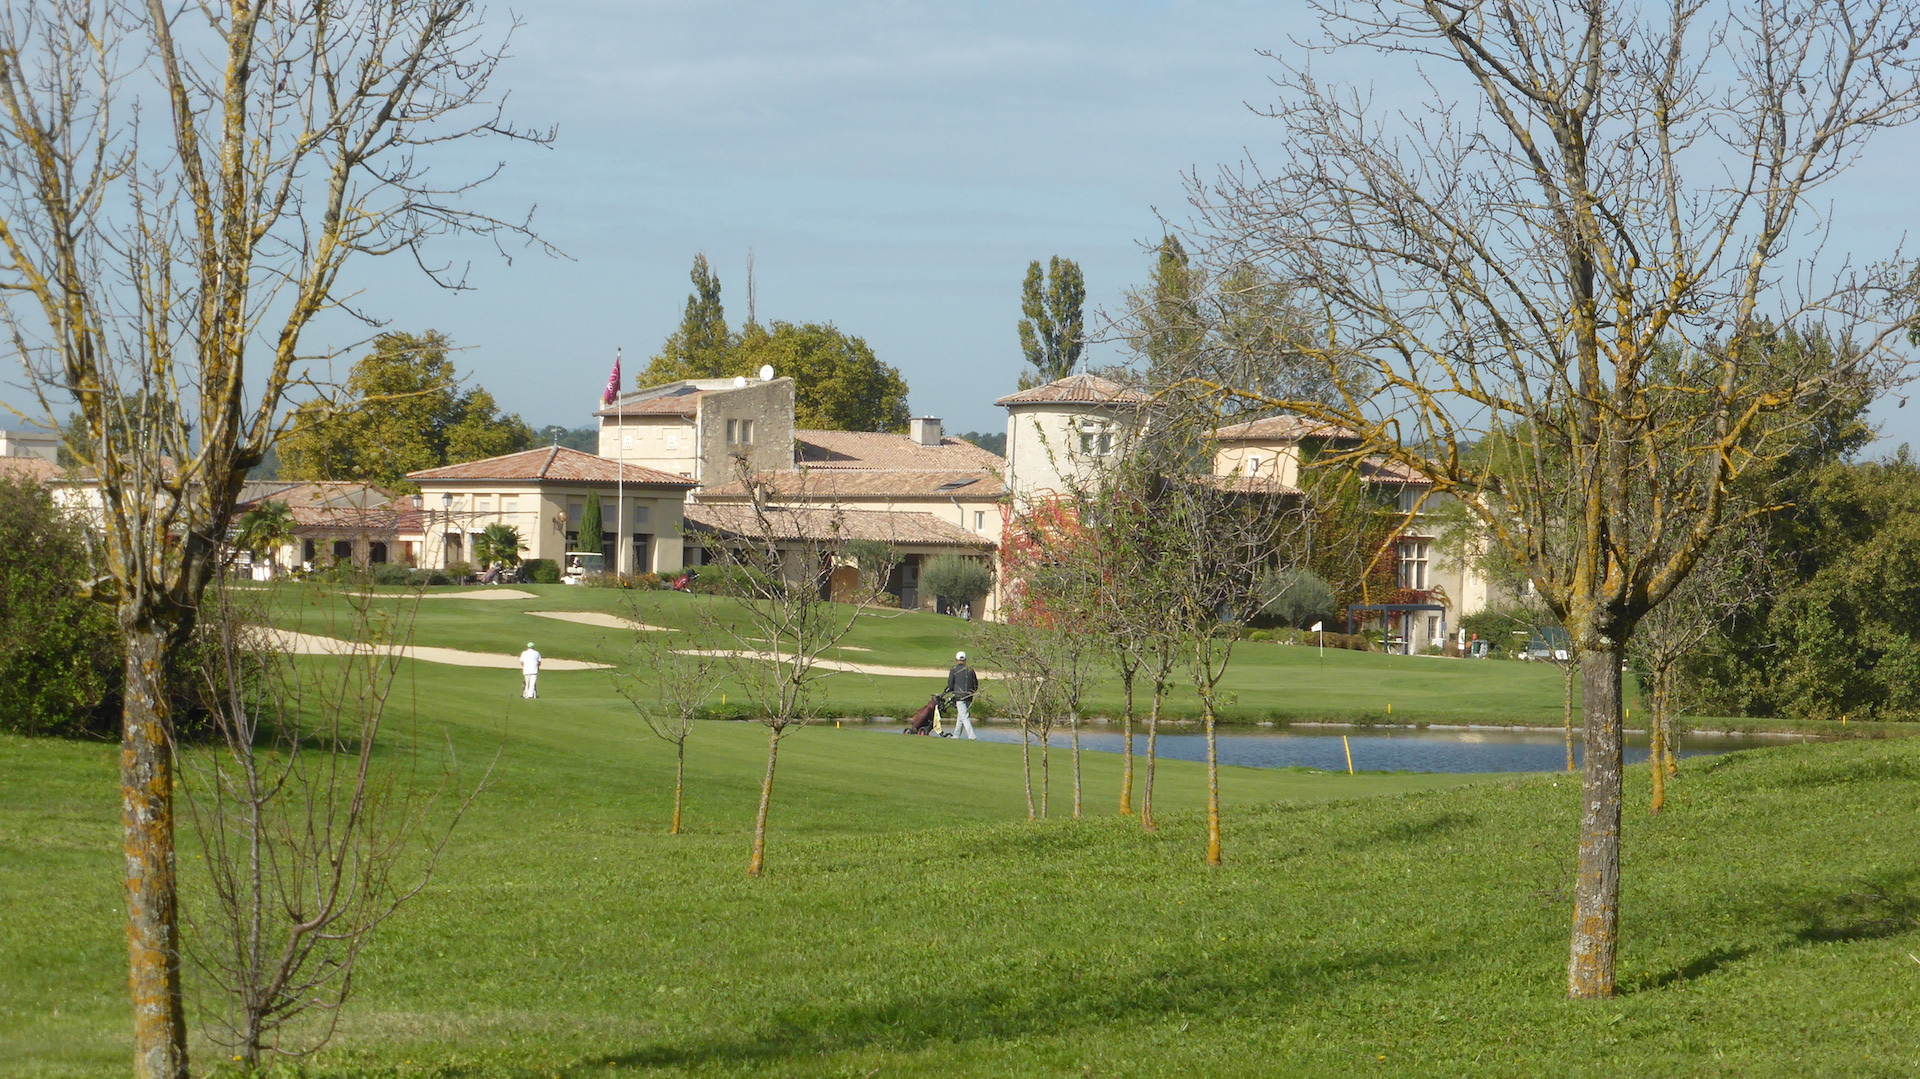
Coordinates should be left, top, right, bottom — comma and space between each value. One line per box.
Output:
526, 610, 673, 632
264, 629, 610, 670
673, 649, 957, 680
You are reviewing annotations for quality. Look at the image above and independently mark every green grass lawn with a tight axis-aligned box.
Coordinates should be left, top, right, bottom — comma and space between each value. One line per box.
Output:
7, 583, 1918, 1076
251, 582, 1588, 726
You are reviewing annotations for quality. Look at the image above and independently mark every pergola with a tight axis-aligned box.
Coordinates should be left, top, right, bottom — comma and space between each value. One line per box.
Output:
1346, 603, 1448, 656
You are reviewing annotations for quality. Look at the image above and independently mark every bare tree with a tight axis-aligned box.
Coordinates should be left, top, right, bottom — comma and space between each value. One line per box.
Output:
0, 4, 548, 1071
613, 606, 722, 835
179, 588, 487, 1069
989, 617, 1061, 820
1188, 0, 1920, 997
695, 480, 894, 876
1631, 527, 1769, 814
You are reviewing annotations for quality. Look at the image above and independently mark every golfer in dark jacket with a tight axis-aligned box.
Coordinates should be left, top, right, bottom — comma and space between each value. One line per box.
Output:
945, 651, 978, 739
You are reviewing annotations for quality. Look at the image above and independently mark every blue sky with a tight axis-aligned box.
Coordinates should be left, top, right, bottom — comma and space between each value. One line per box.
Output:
338, 1, 1417, 438
13, 2, 1920, 451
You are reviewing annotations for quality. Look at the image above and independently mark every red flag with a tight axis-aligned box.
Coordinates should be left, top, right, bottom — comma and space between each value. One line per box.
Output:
601, 349, 622, 406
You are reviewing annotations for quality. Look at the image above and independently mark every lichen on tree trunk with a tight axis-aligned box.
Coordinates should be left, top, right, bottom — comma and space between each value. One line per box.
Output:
1567, 643, 1623, 999
123, 624, 188, 1079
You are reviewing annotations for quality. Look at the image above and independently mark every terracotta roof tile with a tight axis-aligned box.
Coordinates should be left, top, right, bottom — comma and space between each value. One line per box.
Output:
684, 503, 993, 549
994, 373, 1152, 407
1194, 474, 1304, 496
1212, 415, 1360, 441
792, 430, 1005, 471
407, 446, 697, 487
698, 468, 1005, 502
0, 456, 61, 484
593, 390, 708, 418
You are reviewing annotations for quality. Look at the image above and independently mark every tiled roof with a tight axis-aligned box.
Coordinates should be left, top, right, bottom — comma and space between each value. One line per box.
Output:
684, 503, 994, 549
792, 430, 1005, 471
0, 456, 61, 484
1195, 474, 1304, 496
994, 373, 1152, 407
1359, 456, 1433, 485
593, 391, 708, 418
237, 480, 425, 534
407, 446, 697, 487
1212, 415, 1360, 441
698, 468, 1005, 502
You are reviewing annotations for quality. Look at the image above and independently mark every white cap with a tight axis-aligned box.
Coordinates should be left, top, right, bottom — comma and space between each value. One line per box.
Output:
527, 642, 535, 649
956, 651, 967, 661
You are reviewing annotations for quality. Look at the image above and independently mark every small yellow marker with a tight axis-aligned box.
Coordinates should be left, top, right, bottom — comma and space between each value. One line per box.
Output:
1387, 702, 1392, 715
1343, 735, 1354, 775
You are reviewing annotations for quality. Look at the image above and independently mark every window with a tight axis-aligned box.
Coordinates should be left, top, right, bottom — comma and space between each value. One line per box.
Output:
1078, 423, 1114, 457
502, 496, 519, 514
1248, 455, 1263, 475
725, 419, 738, 444
974, 511, 985, 531
935, 478, 980, 494
632, 505, 650, 525
1398, 487, 1425, 514
740, 419, 753, 444
1397, 539, 1430, 590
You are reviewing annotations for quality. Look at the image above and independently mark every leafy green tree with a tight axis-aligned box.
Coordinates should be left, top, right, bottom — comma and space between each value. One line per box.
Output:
1018, 256, 1085, 385
921, 553, 992, 609
473, 523, 525, 569
634, 259, 911, 432
231, 502, 295, 571
635, 254, 731, 384
0, 477, 119, 737
280, 332, 534, 489
733, 321, 909, 432
578, 493, 604, 558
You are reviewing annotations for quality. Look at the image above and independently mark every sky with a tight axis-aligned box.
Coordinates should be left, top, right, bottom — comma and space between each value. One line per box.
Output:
10, 1, 1920, 451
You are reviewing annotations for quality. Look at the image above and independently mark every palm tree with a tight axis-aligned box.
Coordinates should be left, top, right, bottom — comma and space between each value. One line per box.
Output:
473, 523, 525, 570
232, 501, 295, 576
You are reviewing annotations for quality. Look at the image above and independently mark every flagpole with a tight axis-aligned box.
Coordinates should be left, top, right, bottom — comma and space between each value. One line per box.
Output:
615, 348, 625, 576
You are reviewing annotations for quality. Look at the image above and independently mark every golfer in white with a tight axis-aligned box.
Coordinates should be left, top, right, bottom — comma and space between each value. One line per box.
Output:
519, 642, 542, 699
944, 651, 978, 739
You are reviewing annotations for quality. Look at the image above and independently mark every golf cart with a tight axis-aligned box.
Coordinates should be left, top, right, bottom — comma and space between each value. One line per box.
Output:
562, 551, 605, 585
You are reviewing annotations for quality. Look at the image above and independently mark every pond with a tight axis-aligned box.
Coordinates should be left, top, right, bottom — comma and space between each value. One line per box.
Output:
898, 723, 1792, 774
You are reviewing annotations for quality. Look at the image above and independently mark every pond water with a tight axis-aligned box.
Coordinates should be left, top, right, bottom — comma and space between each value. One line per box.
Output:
889, 723, 1791, 774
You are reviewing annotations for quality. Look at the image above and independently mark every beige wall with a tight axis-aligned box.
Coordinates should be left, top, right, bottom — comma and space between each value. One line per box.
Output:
598, 416, 699, 479
1004, 404, 1142, 509
415, 482, 686, 576
696, 378, 795, 485
1212, 441, 1303, 487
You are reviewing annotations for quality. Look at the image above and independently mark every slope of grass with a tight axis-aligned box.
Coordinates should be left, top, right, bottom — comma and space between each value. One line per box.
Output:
7, 714, 1920, 1077
251, 582, 1582, 725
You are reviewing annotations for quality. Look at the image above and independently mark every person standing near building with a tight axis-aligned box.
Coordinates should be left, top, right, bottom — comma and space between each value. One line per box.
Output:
519, 641, 542, 699
945, 651, 978, 739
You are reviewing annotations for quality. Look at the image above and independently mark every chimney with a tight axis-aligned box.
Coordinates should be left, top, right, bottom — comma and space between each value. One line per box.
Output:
909, 416, 943, 447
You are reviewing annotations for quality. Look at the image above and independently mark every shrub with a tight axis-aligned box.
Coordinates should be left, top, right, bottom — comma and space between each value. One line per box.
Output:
1252, 567, 1339, 630
371, 563, 413, 585
921, 553, 993, 608
0, 477, 120, 737
444, 560, 472, 583
1246, 629, 1272, 642
590, 572, 660, 590
522, 558, 559, 584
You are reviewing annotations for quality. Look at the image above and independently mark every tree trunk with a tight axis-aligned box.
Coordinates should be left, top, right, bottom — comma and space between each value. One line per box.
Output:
1141, 686, 1163, 832
1070, 709, 1082, 819
1118, 678, 1136, 816
1204, 700, 1221, 867
123, 624, 189, 1079
1040, 735, 1051, 820
1563, 662, 1577, 772
671, 738, 686, 835
1020, 727, 1035, 821
746, 726, 782, 877
1567, 643, 1624, 999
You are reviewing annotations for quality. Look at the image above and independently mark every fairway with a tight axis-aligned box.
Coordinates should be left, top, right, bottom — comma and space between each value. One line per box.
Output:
5, 583, 1917, 1076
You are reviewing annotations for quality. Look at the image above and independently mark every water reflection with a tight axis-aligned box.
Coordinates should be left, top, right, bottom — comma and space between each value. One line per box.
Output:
934, 724, 1787, 774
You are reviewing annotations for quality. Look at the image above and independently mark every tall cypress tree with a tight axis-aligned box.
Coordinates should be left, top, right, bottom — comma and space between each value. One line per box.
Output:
578, 493, 604, 559
1017, 256, 1085, 385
